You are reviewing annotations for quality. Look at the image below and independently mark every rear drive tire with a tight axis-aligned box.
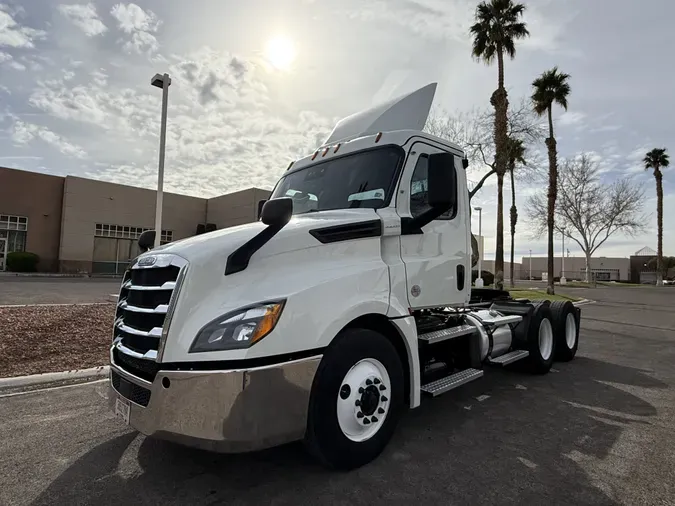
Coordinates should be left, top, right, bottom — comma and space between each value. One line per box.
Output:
525, 302, 555, 374
550, 300, 579, 362
304, 328, 405, 470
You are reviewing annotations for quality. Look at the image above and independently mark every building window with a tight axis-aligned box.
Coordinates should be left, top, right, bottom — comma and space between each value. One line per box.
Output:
0, 214, 28, 253
94, 224, 173, 244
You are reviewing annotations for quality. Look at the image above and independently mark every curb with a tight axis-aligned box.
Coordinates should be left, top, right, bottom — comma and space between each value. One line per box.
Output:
108, 294, 118, 302
0, 365, 109, 391
573, 299, 594, 306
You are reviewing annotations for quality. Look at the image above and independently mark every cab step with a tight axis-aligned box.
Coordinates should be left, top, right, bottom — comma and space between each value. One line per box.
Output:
418, 324, 475, 345
488, 349, 529, 366
421, 368, 484, 397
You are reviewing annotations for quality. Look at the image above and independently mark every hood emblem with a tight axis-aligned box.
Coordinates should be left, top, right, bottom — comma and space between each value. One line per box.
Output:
138, 255, 157, 267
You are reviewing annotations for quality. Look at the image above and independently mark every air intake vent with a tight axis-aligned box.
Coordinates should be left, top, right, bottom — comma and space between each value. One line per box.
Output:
309, 219, 382, 244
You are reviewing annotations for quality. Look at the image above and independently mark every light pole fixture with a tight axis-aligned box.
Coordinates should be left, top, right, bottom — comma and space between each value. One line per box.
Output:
151, 72, 171, 249
474, 207, 483, 287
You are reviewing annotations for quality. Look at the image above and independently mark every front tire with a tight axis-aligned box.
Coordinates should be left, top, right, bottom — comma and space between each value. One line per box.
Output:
304, 328, 405, 470
525, 303, 555, 374
550, 300, 579, 362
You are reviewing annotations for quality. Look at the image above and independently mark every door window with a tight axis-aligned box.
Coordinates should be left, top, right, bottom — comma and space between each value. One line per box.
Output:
409, 155, 456, 219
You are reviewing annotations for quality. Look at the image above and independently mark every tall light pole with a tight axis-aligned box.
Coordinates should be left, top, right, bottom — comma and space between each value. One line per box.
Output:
560, 228, 567, 285
475, 206, 483, 287
529, 249, 532, 281
151, 73, 171, 249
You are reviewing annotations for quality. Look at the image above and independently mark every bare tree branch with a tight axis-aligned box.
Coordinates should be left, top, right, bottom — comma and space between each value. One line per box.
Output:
425, 97, 546, 200
525, 153, 649, 280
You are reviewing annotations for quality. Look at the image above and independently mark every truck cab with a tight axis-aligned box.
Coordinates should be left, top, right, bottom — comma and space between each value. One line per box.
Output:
109, 83, 581, 470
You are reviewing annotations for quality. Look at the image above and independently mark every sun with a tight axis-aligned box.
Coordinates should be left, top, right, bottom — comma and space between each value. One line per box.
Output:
264, 36, 297, 71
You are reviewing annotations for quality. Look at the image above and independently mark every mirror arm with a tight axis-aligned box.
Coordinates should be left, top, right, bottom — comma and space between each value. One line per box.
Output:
401, 205, 451, 235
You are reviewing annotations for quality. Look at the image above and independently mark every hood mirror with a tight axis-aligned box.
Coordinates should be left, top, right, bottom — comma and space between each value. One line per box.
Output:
138, 230, 156, 253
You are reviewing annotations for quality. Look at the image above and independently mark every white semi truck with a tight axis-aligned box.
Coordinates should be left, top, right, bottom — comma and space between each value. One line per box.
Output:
109, 83, 581, 470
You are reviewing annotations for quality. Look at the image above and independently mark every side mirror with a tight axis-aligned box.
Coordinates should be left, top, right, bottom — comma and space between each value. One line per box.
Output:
138, 230, 156, 253
261, 198, 293, 227
427, 152, 456, 210
257, 199, 267, 220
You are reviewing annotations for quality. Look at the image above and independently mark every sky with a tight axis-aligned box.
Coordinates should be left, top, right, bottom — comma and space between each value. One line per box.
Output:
1, 0, 674, 262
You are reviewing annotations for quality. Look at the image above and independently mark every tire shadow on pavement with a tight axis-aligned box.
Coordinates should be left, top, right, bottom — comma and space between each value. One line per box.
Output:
29, 357, 668, 506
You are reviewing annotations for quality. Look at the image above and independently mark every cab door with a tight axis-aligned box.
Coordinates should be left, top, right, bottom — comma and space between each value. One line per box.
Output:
397, 141, 469, 309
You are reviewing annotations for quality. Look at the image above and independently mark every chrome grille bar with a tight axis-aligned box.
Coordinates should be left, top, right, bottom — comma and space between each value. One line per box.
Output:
113, 253, 188, 370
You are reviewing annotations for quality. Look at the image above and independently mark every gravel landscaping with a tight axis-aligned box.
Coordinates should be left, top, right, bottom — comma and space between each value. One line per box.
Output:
0, 304, 115, 378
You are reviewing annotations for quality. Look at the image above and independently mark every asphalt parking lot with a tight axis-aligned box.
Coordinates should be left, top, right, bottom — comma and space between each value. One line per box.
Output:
0, 277, 121, 304
1, 286, 674, 505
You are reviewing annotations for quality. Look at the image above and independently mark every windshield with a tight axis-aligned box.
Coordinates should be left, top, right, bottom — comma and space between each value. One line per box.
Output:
270, 146, 403, 215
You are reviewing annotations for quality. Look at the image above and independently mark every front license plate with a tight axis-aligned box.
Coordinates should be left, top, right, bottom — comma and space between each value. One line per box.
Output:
115, 396, 130, 425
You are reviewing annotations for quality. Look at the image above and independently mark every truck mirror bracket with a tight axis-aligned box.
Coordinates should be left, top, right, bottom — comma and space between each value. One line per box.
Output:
225, 224, 286, 275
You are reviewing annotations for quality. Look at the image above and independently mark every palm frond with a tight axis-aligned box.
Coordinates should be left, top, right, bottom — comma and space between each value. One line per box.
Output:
531, 66, 571, 114
470, 0, 529, 64
643, 148, 670, 170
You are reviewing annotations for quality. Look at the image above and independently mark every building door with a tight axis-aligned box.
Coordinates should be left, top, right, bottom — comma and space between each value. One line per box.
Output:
0, 238, 6, 271
92, 237, 136, 275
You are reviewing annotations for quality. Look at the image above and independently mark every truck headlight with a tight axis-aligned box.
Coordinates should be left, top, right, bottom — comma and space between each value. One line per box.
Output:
189, 301, 285, 353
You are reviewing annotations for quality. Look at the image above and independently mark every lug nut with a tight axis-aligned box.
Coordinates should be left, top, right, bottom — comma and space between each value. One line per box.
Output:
363, 418, 371, 425
355, 399, 361, 406
374, 378, 381, 384
358, 387, 364, 394
366, 379, 373, 386
379, 385, 386, 391
378, 408, 385, 414
371, 416, 378, 423
357, 412, 364, 418
381, 395, 388, 402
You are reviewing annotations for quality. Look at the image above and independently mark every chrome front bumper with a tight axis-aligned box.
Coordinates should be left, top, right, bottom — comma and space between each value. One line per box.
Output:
109, 353, 322, 453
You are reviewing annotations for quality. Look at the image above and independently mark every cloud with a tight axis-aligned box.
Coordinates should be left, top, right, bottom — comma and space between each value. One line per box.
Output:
58, 3, 107, 37
25, 46, 333, 197
0, 4, 46, 48
110, 3, 160, 54
558, 111, 587, 127
11, 120, 88, 159
339, 0, 572, 53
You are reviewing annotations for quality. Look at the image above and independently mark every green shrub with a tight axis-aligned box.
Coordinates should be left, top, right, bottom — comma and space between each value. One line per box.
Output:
7, 252, 40, 272
472, 269, 495, 286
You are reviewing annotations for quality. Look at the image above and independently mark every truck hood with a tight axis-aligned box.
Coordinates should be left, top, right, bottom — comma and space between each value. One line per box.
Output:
150, 208, 382, 267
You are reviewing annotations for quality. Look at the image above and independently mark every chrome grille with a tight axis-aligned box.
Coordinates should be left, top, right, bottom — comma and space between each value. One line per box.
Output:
112, 253, 188, 379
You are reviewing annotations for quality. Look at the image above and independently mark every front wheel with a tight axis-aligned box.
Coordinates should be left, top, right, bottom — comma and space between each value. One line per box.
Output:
304, 328, 405, 470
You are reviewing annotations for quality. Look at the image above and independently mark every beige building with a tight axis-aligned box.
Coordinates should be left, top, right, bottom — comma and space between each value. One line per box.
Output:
0, 167, 270, 273
519, 255, 630, 281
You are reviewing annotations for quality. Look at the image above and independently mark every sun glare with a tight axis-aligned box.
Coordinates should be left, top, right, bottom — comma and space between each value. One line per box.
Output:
264, 36, 296, 71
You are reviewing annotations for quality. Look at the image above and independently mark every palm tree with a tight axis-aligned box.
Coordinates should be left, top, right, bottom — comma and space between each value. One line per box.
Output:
470, 0, 529, 290
506, 137, 526, 288
531, 67, 571, 295
643, 148, 670, 286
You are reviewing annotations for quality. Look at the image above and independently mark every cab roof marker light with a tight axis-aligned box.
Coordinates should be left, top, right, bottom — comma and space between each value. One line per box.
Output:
322, 146, 330, 157
334, 143, 341, 153
375, 132, 383, 143
311, 150, 319, 160
286, 161, 294, 171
